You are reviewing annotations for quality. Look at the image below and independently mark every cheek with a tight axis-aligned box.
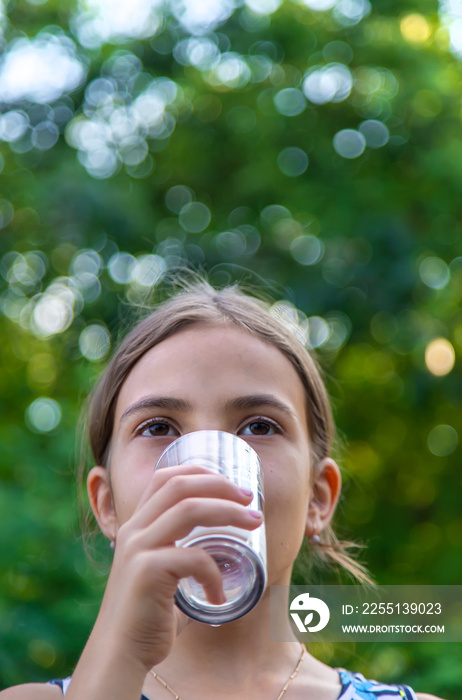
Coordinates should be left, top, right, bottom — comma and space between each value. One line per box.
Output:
263, 444, 311, 498
261, 443, 312, 563
108, 433, 163, 524
264, 472, 309, 570
109, 461, 153, 525
263, 456, 311, 529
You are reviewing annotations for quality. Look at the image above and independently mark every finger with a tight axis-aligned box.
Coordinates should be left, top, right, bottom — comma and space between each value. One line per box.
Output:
134, 463, 223, 512
138, 545, 227, 605
132, 472, 254, 529
138, 497, 263, 549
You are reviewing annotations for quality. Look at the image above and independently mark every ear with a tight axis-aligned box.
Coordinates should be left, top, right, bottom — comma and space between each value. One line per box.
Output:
87, 466, 118, 541
305, 457, 342, 538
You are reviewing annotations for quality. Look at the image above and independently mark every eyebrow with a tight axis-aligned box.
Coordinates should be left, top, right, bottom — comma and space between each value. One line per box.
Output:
120, 396, 192, 424
119, 394, 297, 424
225, 394, 297, 420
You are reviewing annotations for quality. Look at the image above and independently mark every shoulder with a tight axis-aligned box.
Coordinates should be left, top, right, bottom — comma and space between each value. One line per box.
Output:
0, 684, 62, 699
0, 685, 62, 699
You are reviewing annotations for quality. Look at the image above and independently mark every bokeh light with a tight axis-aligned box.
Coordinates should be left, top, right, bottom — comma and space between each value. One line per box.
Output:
290, 235, 324, 265
260, 204, 292, 229
301, 0, 336, 9
65, 67, 180, 178
4, 251, 47, 293
274, 88, 306, 116
107, 252, 136, 284
323, 40, 353, 64
302, 64, 353, 105
333, 129, 366, 158
165, 185, 194, 214
29, 278, 83, 337
215, 230, 247, 257
131, 254, 167, 287
277, 147, 309, 177
0, 112, 29, 143
324, 312, 352, 351
27, 639, 56, 669
79, 324, 111, 361
307, 316, 330, 348
419, 256, 450, 289
425, 338, 455, 376
245, 0, 282, 14
358, 120, 389, 148
31, 122, 60, 150
66, 0, 289, 46
205, 53, 251, 89
31, 295, 74, 338
333, 0, 370, 27
179, 202, 211, 233
174, 37, 220, 70
270, 300, 310, 347
0, 201, 15, 229
0, 32, 85, 104
73, 0, 163, 47
354, 66, 399, 101
25, 398, 62, 433
439, 1, 462, 58
427, 424, 458, 456
400, 14, 432, 43
171, 0, 237, 35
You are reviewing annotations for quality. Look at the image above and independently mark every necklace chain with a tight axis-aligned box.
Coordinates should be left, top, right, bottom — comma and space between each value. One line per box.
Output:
150, 644, 305, 700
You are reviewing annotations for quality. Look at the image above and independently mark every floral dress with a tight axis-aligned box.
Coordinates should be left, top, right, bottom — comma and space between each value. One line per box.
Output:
49, 668, 417, 699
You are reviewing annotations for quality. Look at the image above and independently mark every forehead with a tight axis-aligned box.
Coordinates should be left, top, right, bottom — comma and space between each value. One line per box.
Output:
114, 323, 308, 425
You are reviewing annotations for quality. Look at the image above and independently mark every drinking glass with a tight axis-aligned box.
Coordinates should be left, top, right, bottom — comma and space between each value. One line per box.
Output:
155, 430, 267, 624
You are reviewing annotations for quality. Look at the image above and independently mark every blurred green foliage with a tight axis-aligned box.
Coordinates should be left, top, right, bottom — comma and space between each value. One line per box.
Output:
0, 0, 461, 697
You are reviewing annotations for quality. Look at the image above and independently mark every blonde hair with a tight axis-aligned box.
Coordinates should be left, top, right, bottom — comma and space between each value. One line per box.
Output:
79, 275, 371, 583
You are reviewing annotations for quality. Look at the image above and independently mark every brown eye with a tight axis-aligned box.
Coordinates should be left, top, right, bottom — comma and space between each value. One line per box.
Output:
240, 421, 276, 436
139, 421, 175, 437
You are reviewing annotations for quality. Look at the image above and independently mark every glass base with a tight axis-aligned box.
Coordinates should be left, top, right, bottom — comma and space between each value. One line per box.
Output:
175, 536, 266, 624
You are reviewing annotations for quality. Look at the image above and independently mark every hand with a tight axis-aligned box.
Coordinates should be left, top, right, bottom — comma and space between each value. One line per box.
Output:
95, 464, 262, 671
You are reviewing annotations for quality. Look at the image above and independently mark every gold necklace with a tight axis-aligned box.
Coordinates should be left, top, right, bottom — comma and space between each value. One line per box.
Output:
150, 644, 305, 700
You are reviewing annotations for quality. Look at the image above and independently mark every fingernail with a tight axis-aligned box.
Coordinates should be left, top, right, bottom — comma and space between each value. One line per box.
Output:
247, 509, 263, 519
239, 487, 253, 498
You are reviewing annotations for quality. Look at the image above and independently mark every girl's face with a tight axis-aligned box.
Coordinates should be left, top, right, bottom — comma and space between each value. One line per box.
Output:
91, 323, 339, 584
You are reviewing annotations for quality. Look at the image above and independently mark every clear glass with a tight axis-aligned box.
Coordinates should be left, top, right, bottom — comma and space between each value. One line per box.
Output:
155, 430, 267, 624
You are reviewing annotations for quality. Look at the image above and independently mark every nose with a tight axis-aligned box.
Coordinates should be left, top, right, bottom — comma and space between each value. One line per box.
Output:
181, 412, 236, 436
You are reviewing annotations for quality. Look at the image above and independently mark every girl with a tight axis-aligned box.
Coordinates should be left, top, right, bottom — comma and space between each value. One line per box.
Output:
1, 278, 444, 700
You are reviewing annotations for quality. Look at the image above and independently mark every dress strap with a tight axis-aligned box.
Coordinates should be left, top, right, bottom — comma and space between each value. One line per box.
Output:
48, 678, 150, 700
336, 668, 418, 699
48, 678, 72, 694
